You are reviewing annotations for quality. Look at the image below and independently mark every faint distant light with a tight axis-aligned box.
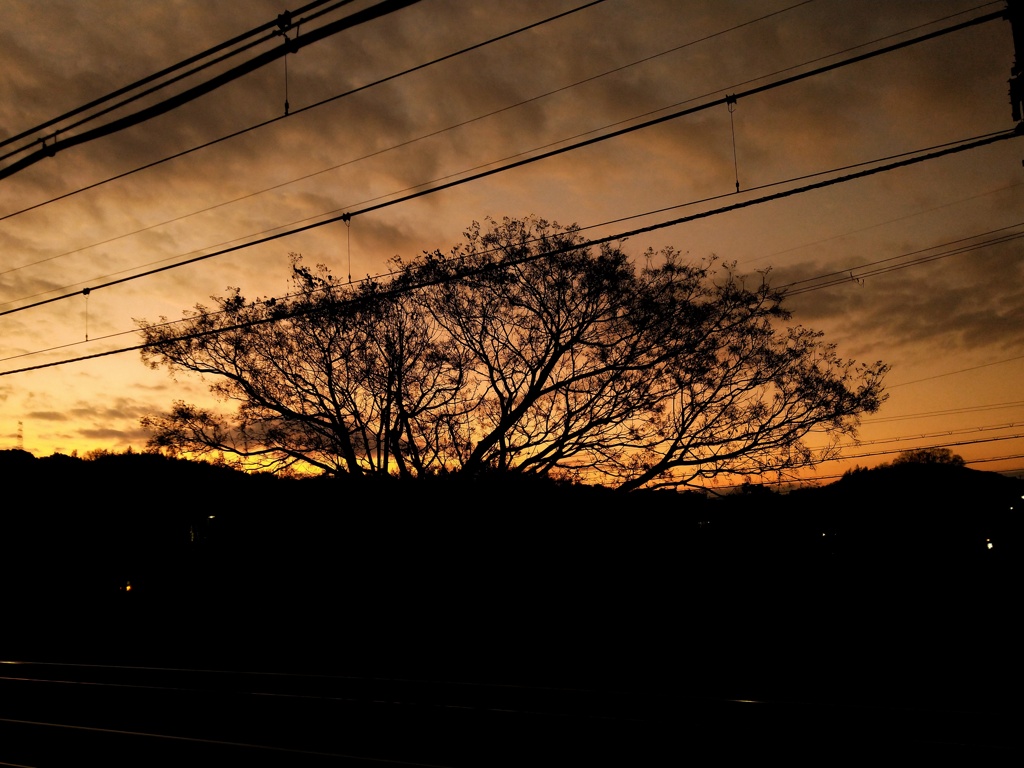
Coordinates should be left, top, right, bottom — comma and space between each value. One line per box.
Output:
208, 515, 216, 519
987, 539, 994, 550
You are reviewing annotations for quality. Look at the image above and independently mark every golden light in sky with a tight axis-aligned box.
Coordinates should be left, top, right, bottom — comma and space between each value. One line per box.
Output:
0, 0, 1021, 484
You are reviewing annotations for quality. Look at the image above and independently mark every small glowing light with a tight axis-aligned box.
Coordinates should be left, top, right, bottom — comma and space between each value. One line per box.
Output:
208, 515, 216, 519
987, 539, 994, 550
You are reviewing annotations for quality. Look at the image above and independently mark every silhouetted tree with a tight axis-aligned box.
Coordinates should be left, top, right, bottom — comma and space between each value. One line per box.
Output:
891, 447, 966, 467
139, 260, 465, 476
139, 216, 888, 490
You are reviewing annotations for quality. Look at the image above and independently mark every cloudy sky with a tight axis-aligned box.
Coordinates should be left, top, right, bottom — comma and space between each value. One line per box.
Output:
0, 0, 1021, 481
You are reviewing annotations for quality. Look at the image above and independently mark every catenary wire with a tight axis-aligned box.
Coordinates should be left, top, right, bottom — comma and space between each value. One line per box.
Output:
717, 433, 1024, 487
0, 0, 338, 154
0, 0, 802, 227
842, 421, 1024, 448
0, 716, 454, 767
0, 0, 594, 191
863, 400, 1024, 424
718, 454, 1024, 488
0, 0, 994, 274
1, 129, 1020, 376
832, 433, 1024, 462
888, 353, 1024, 388
4, 124, 995, 292
779, 227, 1024, 295
0, 1, 358, 168
0, 128, 1018, 320
6, 204, 1021, 366
779, 221, 1024, 287
0, 3, 998, 289
0, 0, 424, 181
745, 181, 1024, 266
0, 9, 1011, 483
0, 0, 615, 275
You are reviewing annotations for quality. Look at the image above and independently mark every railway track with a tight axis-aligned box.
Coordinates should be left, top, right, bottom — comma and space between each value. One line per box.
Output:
0, 657, 1016, 766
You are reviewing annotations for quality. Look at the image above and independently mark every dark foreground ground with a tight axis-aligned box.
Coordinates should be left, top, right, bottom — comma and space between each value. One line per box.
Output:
1, 454, 1020, 762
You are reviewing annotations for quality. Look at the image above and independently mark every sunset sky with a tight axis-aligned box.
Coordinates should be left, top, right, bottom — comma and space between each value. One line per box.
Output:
1, 0, 1021, 483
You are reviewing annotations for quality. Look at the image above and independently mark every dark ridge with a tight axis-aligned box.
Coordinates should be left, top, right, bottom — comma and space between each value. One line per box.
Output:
2, 453, 1018, 710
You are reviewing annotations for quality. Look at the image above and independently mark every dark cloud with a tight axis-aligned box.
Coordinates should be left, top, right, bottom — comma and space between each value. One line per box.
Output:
25, 410, 68, 421
782, 237, 1024, 360
79, 426, 141, 440
68, 397, 166, 423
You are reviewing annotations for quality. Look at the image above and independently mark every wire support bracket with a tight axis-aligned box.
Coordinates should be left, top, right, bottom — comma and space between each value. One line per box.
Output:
342, 213, 352, 283
726, 94, 740, 193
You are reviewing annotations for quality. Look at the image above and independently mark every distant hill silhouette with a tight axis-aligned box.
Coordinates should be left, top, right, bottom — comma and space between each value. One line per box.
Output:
3, 449, 1018, 563
805, 461, 1020, 564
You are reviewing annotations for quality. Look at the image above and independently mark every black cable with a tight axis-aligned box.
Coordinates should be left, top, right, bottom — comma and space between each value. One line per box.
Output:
0, 31, 286, 167
831, 433, 1024, 462
1, 129, 1019, 373
0, 0, 423, 181
6, 2, 1004, 300
887, 353, 1024, 388
4, 0, 982, 227
2, 129, 1017, 317
784, 232, 1024, 292
0, 1, 360, 168
0, 0, 616, 279
863, 400, 1024, 424
1, 0, 977, 271
842, 421, 1024, 448
0, 0, 338, 154
780, 224, 1024, 295
15, 212, 1020, 366
3, 128, 1003, 287
0, 0, 612, 226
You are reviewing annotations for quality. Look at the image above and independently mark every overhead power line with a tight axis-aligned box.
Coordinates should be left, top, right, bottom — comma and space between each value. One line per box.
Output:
0, 0, 339, 154
888, 353, 1024, 388
0, 0, 615, 272
0, 0, 796, 226
1, 128, 987, 302
1, 2, 1000, 292
0, 0, 423, 182
779, 224, 1024, 295
716, 452, 1024, 489
7, 181, 1021, 367
727, 431, 1024, 487
1, 128, 1020, 376
0, 0, 361, 170
0, 0, 1001, 266
1, 128, 1019, 321
863, 400, 1024, 424
840, 421, 1024, 448
830, 433, 1024, 462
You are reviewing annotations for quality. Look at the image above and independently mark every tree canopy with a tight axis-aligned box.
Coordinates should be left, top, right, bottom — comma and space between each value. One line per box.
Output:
891, 448, 966, 467
138, 216, 888, 490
